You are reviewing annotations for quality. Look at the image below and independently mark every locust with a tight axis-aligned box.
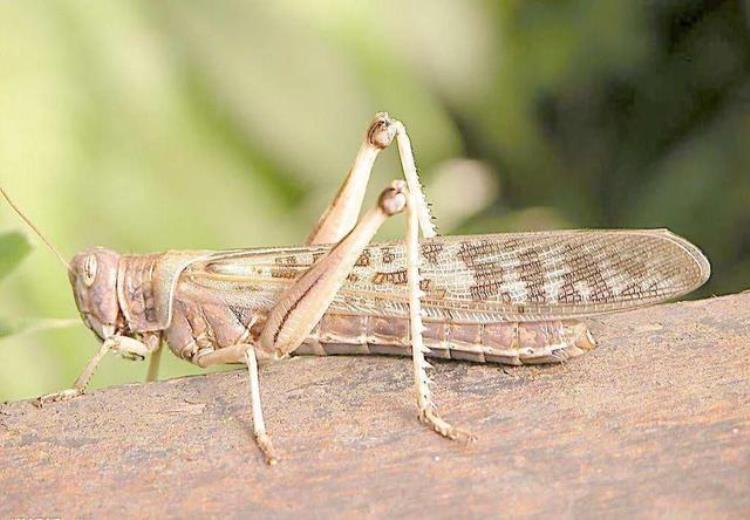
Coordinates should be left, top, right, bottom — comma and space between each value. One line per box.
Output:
1, 113, 711, 465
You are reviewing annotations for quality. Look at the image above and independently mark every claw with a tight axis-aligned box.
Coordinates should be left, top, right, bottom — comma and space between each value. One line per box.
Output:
33, 388, 83, 408
256, 433, 279, 466
418, 409, 476, 444
121, 352, 145, 361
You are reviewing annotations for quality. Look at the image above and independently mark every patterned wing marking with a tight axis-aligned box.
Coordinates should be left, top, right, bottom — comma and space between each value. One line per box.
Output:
184, 230, 710, 323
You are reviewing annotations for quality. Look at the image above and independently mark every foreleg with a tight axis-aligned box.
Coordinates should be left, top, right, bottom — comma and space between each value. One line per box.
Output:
35, 335, 154, 407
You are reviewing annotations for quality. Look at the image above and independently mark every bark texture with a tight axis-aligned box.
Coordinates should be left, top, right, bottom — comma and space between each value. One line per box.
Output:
1, 294, 748, 518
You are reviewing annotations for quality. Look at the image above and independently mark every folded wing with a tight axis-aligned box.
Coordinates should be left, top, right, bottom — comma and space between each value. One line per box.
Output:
188, 229, 710, 323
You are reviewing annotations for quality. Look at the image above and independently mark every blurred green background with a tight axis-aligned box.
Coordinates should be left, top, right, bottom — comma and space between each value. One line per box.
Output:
1, 1, 749, 401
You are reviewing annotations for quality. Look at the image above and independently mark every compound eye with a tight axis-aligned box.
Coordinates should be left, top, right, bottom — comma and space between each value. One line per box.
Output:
82, 254, 98, 287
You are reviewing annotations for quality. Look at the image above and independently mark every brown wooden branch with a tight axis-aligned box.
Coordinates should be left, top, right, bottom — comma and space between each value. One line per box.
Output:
1, 294, 749, 517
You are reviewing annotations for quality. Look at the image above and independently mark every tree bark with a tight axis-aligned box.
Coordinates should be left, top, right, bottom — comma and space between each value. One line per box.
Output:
1, 294, 749, 518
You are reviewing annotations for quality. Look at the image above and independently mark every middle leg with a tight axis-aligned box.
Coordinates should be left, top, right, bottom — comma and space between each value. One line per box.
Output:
195, 343, 278, 465
145, 334, 163, 382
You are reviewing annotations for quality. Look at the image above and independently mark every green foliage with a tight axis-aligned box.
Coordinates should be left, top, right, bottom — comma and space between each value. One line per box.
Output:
0, 317, 79, 340
0, 232, 33, 339
0, 231, 31, 283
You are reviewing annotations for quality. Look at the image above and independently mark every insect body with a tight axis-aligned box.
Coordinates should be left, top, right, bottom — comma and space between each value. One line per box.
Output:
163, 229, 704, 365
3, 113, 711, 464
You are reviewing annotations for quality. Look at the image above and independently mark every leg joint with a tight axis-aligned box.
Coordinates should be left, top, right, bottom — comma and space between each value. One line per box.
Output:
367, 112, 397, 149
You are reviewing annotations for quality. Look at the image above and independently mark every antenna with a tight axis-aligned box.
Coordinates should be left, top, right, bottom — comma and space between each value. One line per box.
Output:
0, 185, 72, 272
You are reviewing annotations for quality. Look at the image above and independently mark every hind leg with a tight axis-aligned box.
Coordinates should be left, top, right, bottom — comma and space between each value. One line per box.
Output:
306, 112, 436, 245
263, 181, 472, 444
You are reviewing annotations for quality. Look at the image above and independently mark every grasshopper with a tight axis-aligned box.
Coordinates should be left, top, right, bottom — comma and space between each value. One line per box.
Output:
1, 113, 710, 464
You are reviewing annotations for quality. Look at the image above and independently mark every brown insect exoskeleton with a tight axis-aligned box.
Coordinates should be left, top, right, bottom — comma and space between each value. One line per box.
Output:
1, 113, 711, 465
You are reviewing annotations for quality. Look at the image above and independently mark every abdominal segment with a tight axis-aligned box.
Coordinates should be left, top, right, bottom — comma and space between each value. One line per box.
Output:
296, 314, 597, 365
164, 297, 596, 367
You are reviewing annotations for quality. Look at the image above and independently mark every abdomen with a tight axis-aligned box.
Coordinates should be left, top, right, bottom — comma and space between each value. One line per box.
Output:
164, 295, 597, 366
296, 313, 597, 365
